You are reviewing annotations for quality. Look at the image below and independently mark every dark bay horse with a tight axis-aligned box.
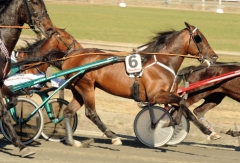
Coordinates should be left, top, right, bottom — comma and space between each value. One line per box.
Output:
177, 63, 240, 139
15, 22, 218, 146
0, 0, 54, 157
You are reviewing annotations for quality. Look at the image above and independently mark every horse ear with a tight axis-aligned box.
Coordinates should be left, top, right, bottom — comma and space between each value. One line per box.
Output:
184, 22, 191, 29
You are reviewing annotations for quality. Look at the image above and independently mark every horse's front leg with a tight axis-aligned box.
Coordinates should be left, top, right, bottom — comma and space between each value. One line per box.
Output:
151, 91, 213, 137
150, 91, 184, 126
0, 97, 35, 157
2, 84, 18, 110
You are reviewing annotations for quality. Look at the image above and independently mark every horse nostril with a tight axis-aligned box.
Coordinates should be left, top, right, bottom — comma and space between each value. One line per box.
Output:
212, 54, 218, 60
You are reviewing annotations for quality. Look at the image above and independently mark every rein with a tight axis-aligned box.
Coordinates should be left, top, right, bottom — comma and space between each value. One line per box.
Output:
20, 51, 200, 71
0, 26, 30, 29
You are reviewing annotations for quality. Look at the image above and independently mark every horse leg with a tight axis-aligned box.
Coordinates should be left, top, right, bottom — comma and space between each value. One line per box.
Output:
220, 128, 240, 137
81, 89, 122, 145
63, 97, 84, 147
150, 91, 185, 126
2, 84, 18, 110
151, 91, 213, 136
182, 105, 212, 136
192, 93, 225, 140
0, 95, 35, 157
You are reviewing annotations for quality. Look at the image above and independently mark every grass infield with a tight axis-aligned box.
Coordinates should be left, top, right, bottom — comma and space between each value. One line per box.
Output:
21, 2, 240, 52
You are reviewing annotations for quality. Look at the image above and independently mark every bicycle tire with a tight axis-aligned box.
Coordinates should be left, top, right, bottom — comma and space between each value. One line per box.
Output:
134, 106, 174, 147
0, 97, 44, 145
41, 98, 78, 142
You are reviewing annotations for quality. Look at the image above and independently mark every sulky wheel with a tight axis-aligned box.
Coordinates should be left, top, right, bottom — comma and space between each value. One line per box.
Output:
134, 106, 174, 147
167, 115, 190, 145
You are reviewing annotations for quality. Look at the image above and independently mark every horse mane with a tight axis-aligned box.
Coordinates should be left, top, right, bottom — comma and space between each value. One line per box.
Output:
140, 30, 180, 63
12, 50, 68, 70
18, 39, 47, 53
142, 30, 178, 53
0, 0, 12, 14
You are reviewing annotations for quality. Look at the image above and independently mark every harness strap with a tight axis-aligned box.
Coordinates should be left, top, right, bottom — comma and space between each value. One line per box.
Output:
0, 38, 10, 78
140, 55, 176, 76
140, 55, 176, 93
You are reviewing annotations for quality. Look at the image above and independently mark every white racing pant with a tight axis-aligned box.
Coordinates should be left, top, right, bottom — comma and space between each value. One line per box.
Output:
4, 74, 66, 88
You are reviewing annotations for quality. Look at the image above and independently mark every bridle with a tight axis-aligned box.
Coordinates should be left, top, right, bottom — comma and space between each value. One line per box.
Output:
55, 30, 78, 52
187, 27, 212, 64
16, 30, 79, 74
21, 0, 52, 37
1, 0, 54, 81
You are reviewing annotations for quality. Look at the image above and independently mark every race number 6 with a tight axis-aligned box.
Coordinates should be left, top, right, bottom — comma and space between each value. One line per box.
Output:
125, 54, 142, 74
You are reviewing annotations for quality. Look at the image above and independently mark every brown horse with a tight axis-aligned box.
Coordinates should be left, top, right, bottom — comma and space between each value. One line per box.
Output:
0, 0, 54, 157
15, 22, 218, 147
177, 63, 240, 139
15, 27, 83, 74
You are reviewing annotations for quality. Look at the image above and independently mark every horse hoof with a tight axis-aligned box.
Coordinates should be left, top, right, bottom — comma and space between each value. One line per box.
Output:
220, 128, 231, 134
72, 140, 83, 147
112, 137, 122, 145
19, 147, 36, 157
207, 132, 221, 141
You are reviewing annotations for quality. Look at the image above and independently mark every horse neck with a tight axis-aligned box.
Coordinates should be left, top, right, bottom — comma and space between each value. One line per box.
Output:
0, 0, 24, 55
153, 46, 187, 74
145, 30, 190, 74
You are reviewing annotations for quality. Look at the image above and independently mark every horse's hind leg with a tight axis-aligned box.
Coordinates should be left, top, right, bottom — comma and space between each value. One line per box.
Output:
63, 97, 85, 147
0, 97, 35, 157
81, 89, 122, 145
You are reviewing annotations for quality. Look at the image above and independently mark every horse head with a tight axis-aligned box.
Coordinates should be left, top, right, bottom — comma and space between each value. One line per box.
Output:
184, 22, 218, 64
41, 27, 83, 52
19, 0, 55, 38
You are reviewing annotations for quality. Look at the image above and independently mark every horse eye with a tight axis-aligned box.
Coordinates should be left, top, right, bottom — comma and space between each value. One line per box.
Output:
193, 34, 202, 43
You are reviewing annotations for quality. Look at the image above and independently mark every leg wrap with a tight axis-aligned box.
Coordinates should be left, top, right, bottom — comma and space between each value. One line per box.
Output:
64, 117, 74, 145
98, 123, 107, 132
199, 117, 215, 133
